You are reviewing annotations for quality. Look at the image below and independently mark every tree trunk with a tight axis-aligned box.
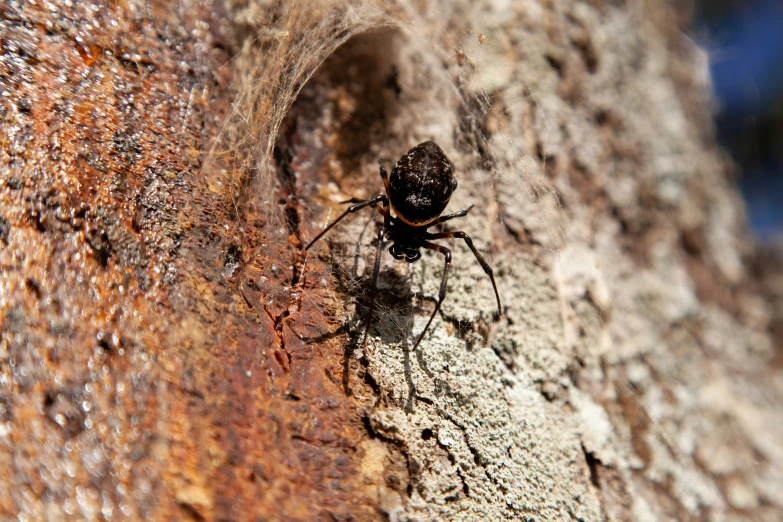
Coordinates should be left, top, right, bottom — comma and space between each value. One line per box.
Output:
1, 1, 781, 521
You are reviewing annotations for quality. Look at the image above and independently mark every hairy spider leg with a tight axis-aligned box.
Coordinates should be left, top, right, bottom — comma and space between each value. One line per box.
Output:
426, 231, 502, 317
304, 194, 388, 250
379, 162, 391, 194
411, 242, 452, 351
335, 163, 393, 228
339, 197, 386, 218
426, 204, 475, 227
378, 164, 392, 230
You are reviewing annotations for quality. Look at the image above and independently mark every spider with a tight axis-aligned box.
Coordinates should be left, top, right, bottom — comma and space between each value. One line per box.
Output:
306, 140, 502, 350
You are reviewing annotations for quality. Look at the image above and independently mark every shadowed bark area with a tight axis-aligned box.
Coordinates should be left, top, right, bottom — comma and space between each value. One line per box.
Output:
1, 1, 781, 521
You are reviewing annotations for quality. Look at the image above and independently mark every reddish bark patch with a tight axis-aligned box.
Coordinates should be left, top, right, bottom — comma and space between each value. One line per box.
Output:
0, 2, 379, 520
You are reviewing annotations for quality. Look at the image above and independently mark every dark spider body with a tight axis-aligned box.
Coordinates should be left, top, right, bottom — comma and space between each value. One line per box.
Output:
388, 140, 458, 226
387, 219, 428, 262
306, 141, 501, 350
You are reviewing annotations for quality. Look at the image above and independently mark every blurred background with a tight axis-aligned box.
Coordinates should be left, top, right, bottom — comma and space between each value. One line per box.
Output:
693, 0, 783, 247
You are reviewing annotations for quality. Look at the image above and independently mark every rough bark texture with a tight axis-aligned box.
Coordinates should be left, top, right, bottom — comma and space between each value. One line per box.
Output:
1, 0, 781, 521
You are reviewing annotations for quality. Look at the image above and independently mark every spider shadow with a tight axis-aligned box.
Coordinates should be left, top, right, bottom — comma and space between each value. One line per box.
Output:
303, 236, 437, 408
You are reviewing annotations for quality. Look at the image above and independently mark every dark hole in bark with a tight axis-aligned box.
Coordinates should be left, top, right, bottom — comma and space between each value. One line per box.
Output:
582, 444, 601, 489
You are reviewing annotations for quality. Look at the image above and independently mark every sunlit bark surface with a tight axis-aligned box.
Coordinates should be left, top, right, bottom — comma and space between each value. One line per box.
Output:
1, 1, 781, 520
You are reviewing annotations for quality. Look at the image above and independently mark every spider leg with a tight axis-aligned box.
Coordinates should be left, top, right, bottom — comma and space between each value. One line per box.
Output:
305, 194, 388, 250
427, 204, 475, 227
377, 162, 393, 229
426, 231, 502, 317
339, 197, 385, 216
362, 227, 386, 346
412, 242, 452, 351
379, 163, 391, 196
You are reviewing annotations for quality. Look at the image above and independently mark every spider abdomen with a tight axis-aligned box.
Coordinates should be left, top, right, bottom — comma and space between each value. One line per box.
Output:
389, 141, 457, 226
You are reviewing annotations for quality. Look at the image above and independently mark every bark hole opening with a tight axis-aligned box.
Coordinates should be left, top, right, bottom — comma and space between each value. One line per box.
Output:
274, 29, 406, 214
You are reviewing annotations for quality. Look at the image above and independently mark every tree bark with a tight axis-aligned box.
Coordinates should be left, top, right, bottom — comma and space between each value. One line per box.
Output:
1, 0, 781, 521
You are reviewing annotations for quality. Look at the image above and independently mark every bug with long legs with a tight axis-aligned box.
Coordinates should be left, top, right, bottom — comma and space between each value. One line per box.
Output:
306, 141, 502, 350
